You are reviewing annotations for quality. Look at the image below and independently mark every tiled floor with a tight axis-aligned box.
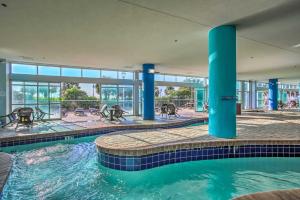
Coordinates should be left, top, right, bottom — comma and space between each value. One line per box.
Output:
0, 111, 207, 139
96, 111, 300, 151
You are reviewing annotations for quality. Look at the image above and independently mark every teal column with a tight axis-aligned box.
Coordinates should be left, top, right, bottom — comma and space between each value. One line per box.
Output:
0, 60, 8, 125
143, 64, 155, 120
208, 25, 236, 138
268, 79, 278, 110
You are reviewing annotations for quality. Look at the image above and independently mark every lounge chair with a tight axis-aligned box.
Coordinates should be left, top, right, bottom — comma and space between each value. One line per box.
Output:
74, 108, 85, 116
15, 107, 34, 130
99, 104, 109, 120
89, 107, 99, 115
0, 108, 20, 128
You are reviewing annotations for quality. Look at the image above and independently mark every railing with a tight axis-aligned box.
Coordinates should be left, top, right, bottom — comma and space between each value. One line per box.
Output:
61, 100, 101, 111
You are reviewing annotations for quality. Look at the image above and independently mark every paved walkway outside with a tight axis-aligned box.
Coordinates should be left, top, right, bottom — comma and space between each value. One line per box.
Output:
97, 112, 300, 151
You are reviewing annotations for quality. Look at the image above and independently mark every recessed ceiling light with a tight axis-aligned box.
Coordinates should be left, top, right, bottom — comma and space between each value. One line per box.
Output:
1, 3, 7, 7
250, 56, 254, 59
292, 44, 300, 48
174, 40, 178, 43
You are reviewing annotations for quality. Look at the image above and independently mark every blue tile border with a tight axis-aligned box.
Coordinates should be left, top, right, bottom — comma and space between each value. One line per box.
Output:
97, 144, 300, 171
0, 118, 207, 148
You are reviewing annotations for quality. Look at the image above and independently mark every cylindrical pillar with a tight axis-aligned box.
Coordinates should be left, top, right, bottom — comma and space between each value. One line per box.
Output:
208, 25, 236, 138
143, 63, 155, 120
268, 79, 278, 110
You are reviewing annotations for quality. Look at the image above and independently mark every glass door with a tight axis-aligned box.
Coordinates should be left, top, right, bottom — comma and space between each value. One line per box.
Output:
195, 88, 205, 112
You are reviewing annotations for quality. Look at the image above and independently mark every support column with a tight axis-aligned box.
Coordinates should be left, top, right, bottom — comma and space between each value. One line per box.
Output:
249, 80, 257, 109
0, 60, 9, 125
208, 25, 236, 138
268, 78, 278, 110
142, 64, 155, 120
133, 71, 140, 116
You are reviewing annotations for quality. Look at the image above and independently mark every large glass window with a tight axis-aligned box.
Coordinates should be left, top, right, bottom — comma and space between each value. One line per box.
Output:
12, 64, 37, 75
118, 71, 134, 80
61, 67, 81, 77
82, 69, 100, 78
101, 70, 118, 79
101, 85, 133, 114
11, 81, 61, 119
164, 75, 176, 82
155, 74, 164, 81
118, 85, 133, 114
38, 66, 60, 76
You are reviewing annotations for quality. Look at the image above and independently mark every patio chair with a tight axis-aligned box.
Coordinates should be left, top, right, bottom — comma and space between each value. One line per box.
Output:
0, 108, 20, 128
99, 104, 109, 120
167, 103, 180, 118
160, 104, 168, 118
15, 107, 34, 130
112, 105, 127, 121
35, 106, 51, 121
112, 105, 128, 118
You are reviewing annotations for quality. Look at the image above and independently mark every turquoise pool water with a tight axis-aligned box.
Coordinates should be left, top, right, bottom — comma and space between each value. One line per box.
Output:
2, 137, 300, 200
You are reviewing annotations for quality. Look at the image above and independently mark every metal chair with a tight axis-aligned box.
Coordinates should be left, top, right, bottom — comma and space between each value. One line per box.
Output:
112, 105, 127, 121
160, 103, 168, 118
35, 106, 51, 121
15, 107, 34, 130
0, 108, 20, 128
167, 103, 180, 118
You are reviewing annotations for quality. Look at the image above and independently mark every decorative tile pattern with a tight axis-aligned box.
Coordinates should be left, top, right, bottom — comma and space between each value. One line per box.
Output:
98, 144, 300, 171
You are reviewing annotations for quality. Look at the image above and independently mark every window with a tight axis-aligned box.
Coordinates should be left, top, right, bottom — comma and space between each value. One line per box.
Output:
11, 81, 61, 119
165, 75, 176, 82
61, 67, 81, 77
176, 76, 187, 82
118, 71, 133, 80
12, 64, 37, 75
38, 66, 60, 76
155, 74, 164, 81
100, 85, 133, 114
101, 70, 118, 79
82, 69, 100, 78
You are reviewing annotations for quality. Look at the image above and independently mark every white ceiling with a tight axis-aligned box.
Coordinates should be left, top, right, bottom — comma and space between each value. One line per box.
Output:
0, 0, 300, 81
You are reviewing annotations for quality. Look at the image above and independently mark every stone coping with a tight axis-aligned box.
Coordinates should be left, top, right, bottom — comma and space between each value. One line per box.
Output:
0, 117, 207, 147
234, 188, 300, 200
96, 137, 300, 156
0, 153, 12, 195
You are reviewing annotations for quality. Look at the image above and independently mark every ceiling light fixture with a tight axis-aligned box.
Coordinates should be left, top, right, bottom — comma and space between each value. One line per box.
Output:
292, 44, 300, 48
1, 3, 7, 7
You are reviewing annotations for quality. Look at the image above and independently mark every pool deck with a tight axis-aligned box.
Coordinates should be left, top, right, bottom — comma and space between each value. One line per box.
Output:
96, 111, 300, 156
0, 112, 208, 147
234, 188, 300, 200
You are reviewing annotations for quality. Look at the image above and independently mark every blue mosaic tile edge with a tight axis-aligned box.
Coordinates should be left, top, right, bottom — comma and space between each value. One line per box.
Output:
98, 145, 300, 171
0, 118, 207, 148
